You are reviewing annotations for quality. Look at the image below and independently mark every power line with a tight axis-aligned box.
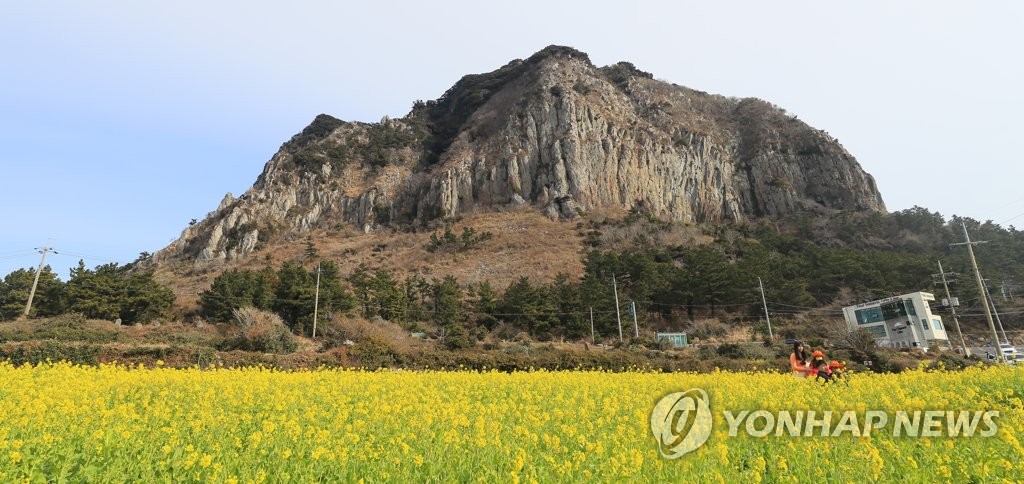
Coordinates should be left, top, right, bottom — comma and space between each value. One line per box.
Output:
0, 249, 38, 258
56, 250, 121, 264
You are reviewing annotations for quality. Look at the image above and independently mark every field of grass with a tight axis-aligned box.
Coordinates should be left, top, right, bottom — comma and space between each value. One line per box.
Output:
0, 362, 1020, 481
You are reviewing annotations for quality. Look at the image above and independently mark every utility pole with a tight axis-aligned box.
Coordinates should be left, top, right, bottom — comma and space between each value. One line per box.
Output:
613, 274, 623, 343
589, 306, 595, 344
951, 223, 1003, 363
22, 245, 56, 319
630, 300, 639, 338
981, 278, 1008, 344
757, 277, 774, 341
312, 262, 321, 339
936, 261, 969, 356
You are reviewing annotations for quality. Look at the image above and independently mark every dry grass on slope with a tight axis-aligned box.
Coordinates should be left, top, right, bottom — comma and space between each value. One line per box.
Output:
157, 208, 589, 310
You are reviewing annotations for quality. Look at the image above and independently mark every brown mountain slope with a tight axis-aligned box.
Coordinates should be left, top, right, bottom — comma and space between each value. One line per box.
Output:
158, 209, 593, 309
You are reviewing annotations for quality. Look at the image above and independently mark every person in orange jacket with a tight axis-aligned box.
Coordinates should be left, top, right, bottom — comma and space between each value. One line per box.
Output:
828, 360, 847, 383
790, 341, 811, 377
809, 350, 834, 382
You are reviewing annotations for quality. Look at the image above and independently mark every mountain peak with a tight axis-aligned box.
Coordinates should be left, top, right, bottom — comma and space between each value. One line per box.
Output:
155, 48, 885, 265
524, 45, 593, 66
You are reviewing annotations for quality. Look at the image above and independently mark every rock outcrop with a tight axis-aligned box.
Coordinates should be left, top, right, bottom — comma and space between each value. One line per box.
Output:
154, 45, 885, 264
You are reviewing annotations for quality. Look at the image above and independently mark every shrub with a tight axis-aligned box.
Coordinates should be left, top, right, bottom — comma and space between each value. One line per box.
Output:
716, 343, 746, 359
349, 335, 400, 369
0, 340, 100, 365
930, 352, 969, 371
686, 319, 729, 341
319, 315, 408, 349
0, 314, 121, 344
424, 225, 492, 253
220, 307, 297, 354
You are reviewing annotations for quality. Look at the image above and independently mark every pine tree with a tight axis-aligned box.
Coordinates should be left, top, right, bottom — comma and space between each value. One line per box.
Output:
272, 262, 315, 333
66, 261, 172, 323
0, 266, 66, 319
432, 275, 470, 349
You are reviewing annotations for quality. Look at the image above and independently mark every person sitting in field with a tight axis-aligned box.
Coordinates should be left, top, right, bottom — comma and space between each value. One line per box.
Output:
828, 360, 847, 382
790, 341, 812, 378
809, 354, 833, 383
808, 350, 844, 383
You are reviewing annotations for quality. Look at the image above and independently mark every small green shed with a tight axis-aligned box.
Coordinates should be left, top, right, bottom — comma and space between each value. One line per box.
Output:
656, 332, 689, 348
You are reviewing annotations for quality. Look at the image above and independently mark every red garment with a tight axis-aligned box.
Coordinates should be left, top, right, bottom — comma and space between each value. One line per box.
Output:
809, 358, 831, 377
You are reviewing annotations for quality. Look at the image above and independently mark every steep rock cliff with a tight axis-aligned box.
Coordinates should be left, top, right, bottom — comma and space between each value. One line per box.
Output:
155, 46, 885, 264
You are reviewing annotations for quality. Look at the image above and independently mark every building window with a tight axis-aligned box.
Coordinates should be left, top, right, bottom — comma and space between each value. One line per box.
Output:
932, 319, 943, 330
882, 302, 909, 320
922, 318, 929, 330
855, 307, 885, 324
864, 324, 888, 338
904, 300, 917, 316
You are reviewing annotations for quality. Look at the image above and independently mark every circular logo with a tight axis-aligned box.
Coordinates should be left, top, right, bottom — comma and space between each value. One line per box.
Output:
650, 388, 712, 459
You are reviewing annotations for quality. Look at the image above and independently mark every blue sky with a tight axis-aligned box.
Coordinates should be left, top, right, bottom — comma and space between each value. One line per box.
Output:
2, 1, 1023, 280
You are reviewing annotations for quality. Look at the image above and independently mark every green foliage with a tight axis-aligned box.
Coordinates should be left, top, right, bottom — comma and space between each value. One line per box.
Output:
65, 261, 173, 324
431, 275, 471, 349
272, 262, 315, 334
550, 273, 586, 339
315, 260, 357, 318
0, 340, 101, 365
598, 61, 654, 91
288, 116, 425, 173
347, 264, 375, 319
469, 281, 499, 331
498, 277, 560, 340
200, 267, 277, 322
13, 203, 1017, 356
283, 114, 345, 153
716, 343, 746, 358
403, 275, 432, 322
349, 335, 400, 369
932, 352, 969, 371
344, 264, 403, 322
0, 314, 120, 344
373, 202, 392, 225
0, 265, 65, 320
304, 236, 319, 260
370, 269, 407, 322
425, 225, 493, 253
357, 120, 421, 167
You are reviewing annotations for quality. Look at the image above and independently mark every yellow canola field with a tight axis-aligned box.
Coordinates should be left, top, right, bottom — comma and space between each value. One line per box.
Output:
0, 362, 1021, 482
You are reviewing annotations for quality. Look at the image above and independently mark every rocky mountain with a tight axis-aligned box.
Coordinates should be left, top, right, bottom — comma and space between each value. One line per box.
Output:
154, 45, 885, 265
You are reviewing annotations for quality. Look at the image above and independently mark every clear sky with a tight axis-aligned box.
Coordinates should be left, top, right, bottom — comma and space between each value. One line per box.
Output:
2, 1, 1023, 280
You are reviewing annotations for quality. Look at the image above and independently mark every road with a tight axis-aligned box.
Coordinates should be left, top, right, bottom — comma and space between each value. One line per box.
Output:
967, 343, 1021, 363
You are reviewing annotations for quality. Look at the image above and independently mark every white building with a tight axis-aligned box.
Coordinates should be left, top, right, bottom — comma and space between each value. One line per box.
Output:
841, 292, 949, 351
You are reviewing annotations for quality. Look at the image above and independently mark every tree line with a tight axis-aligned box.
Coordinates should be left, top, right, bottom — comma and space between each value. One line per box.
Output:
3, 207, 1021, 345
0, 260, 173, 323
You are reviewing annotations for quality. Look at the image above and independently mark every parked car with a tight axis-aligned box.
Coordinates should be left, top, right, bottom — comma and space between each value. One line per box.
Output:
988, 344, 1021, 364
1000, 343, 1020, 364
